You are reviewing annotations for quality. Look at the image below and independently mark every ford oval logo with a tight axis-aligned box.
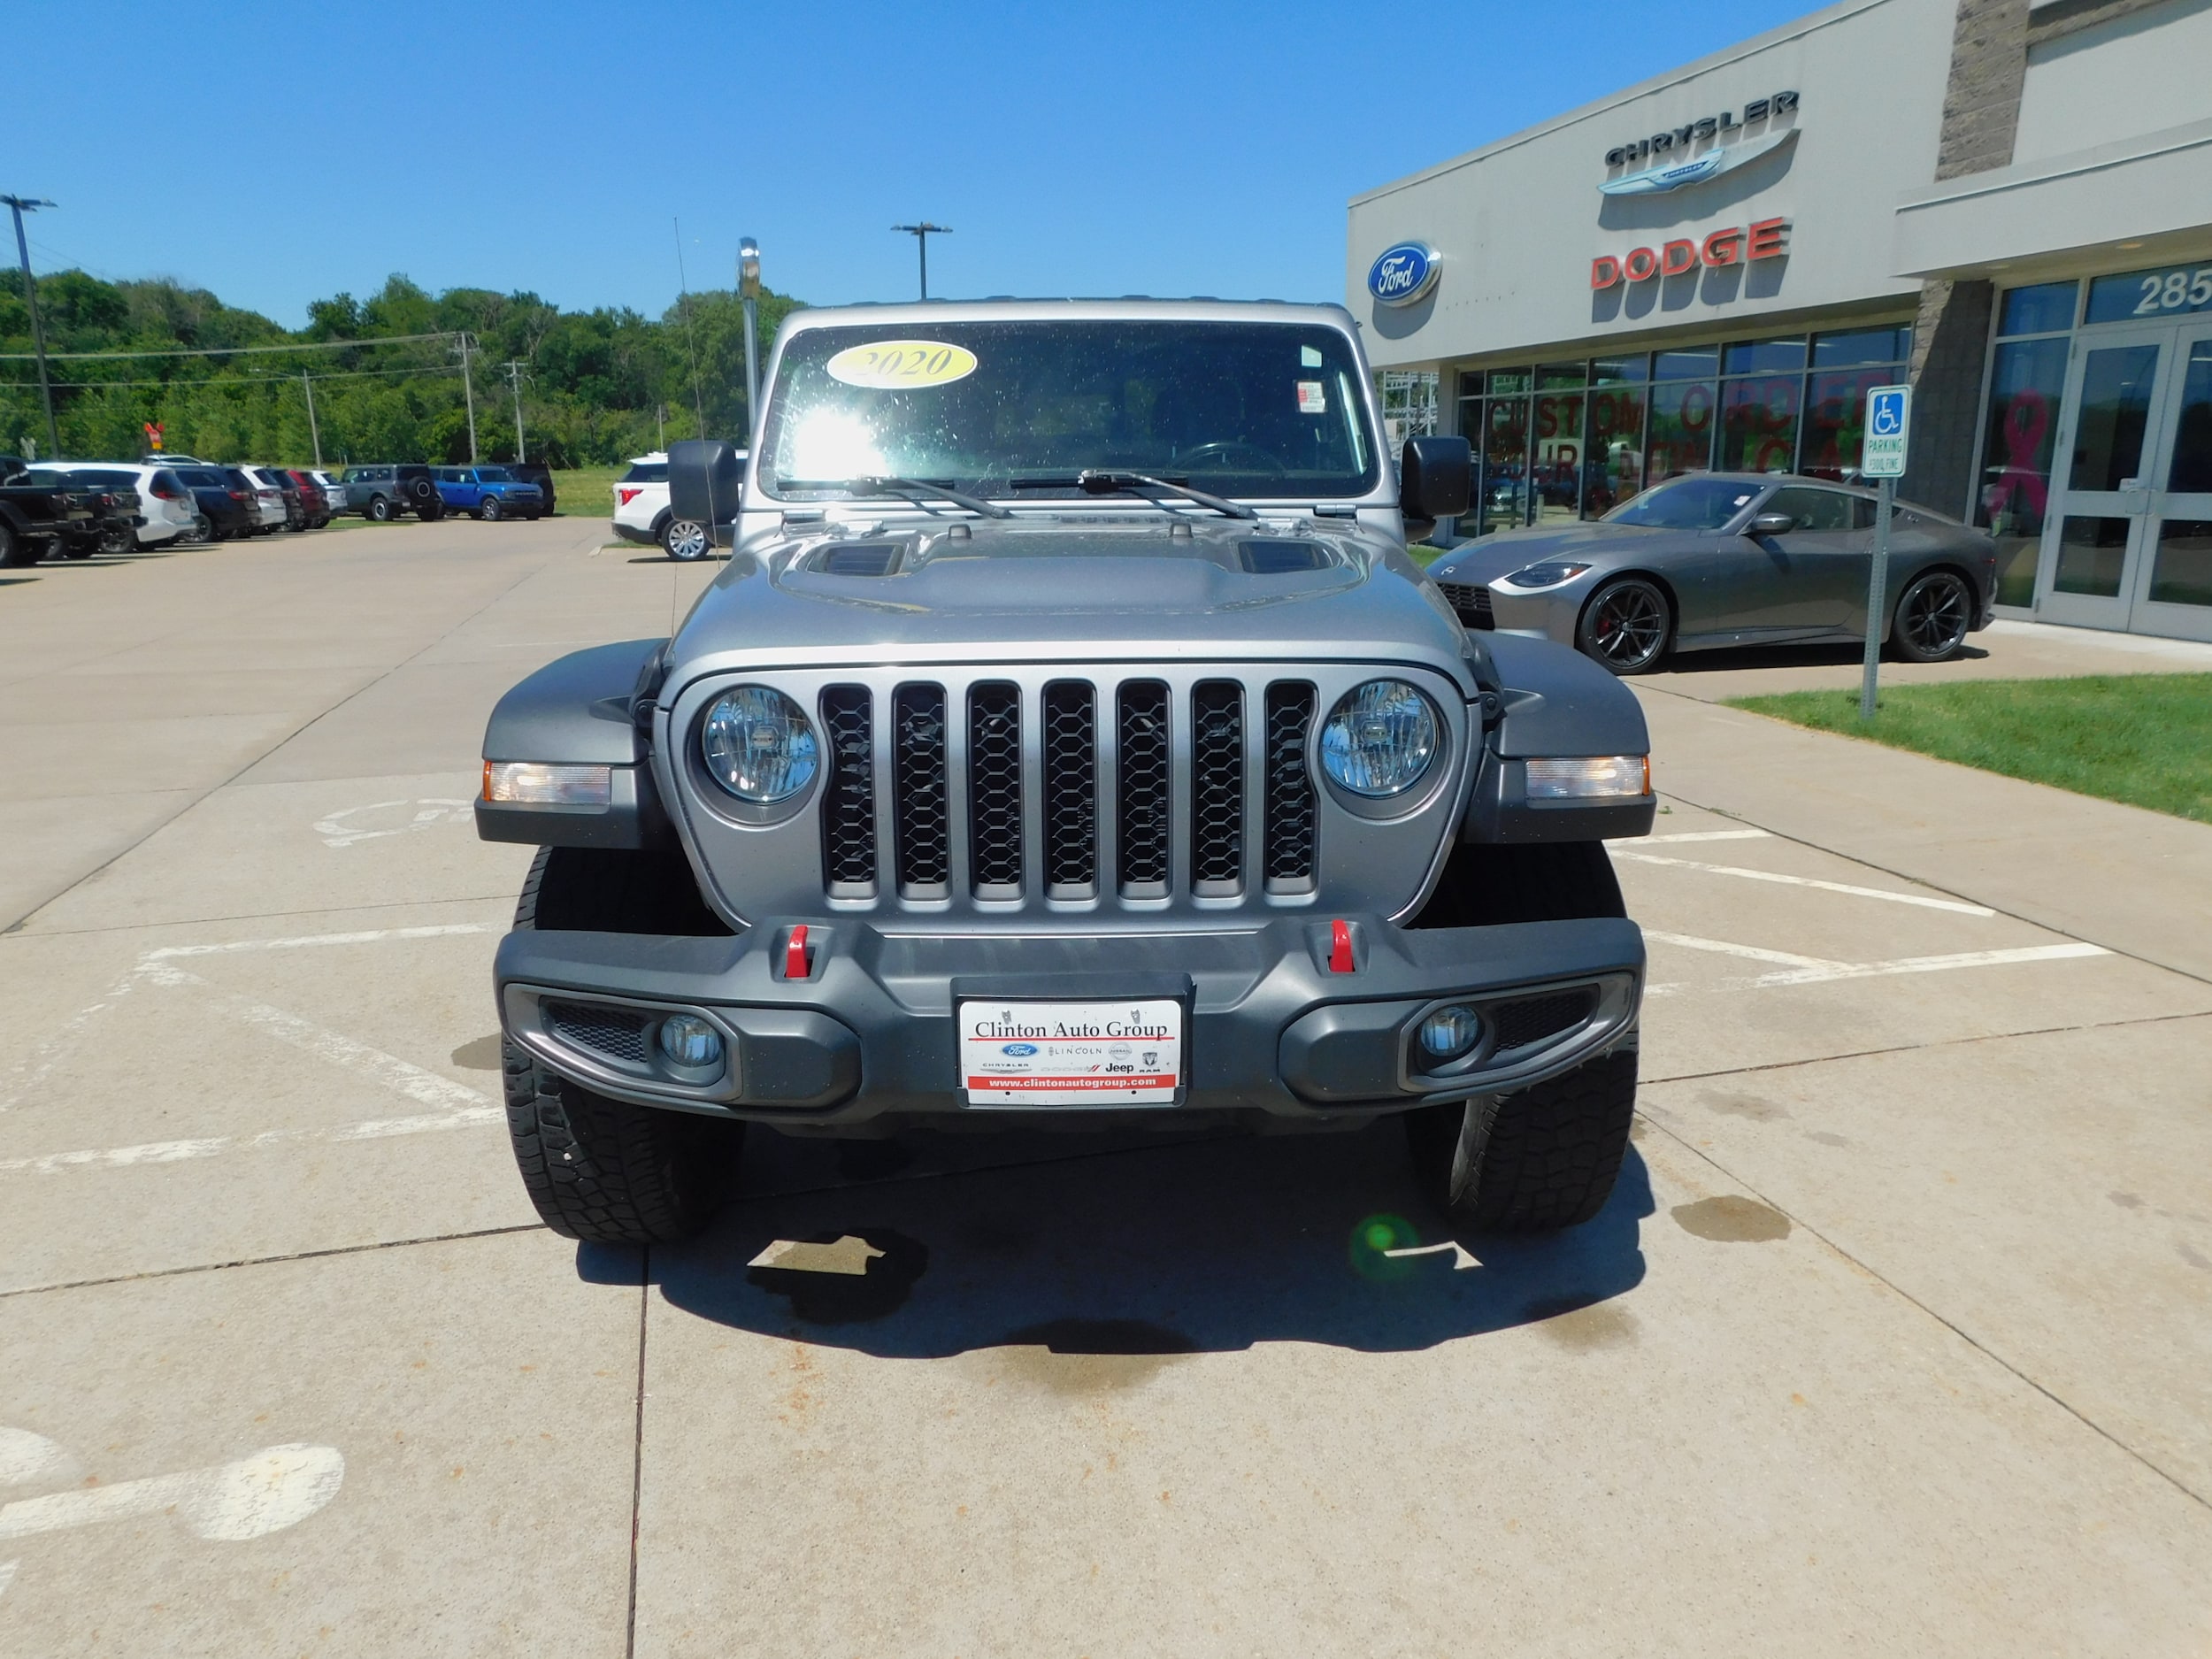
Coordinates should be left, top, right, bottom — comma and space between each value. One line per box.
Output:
1368, 242, 1440, 307
1001, 1042, 1039, 1056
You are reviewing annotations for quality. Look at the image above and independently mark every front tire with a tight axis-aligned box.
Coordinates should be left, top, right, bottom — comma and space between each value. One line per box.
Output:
1577, 577, 1672, 675
662, 516, 710, 561
1889, 570, 1973, 664
1404, 1049, 1640, 1232
480, 495, 503, 523
501, 847, 741, 1244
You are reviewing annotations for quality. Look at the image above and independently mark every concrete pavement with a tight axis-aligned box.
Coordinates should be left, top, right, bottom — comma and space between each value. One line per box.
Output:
2, 522, 2208, 1655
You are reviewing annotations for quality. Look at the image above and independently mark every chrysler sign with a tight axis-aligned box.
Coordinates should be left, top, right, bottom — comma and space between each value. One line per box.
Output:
1601, 90, 1799, 196
1368, 242, 1440, 307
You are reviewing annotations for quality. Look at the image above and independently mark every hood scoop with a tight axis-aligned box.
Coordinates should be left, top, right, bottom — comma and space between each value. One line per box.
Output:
817, 541, 903, 577
1239, 538, 1331, 574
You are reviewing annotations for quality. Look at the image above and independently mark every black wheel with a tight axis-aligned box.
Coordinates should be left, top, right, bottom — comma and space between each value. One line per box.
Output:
1577, 577, 1672, 674
1890, 569, 1973, 664
480, 495, 503, 523
501, 848, 741, 1244
0, 523, 29, 566
1404, 1048, 1640, 1232
365, 495, 393, 523
662, 516, 710, 561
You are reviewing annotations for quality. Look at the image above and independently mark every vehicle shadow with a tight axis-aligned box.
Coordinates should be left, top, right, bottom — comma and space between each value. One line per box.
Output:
1660, 641, 1989, 674
603, 1122, 1651, 1357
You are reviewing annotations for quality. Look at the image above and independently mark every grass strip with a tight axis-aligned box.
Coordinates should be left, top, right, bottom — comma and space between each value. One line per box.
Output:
1730, 674, 2212, 826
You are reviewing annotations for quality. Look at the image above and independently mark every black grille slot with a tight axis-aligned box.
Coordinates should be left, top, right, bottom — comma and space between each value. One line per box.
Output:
892, 685, 950, 895
968, 681, 1024, 895
1489, 990, 1597, 1052
1263, 681, 1317, 886
1436, 580, 1494, 629
1240, 538, 1327, 573
821, 541, 901, 576
1190, 680, 1244, 892
819, 686, 875, 892
1042, 680, 1097, 894
1117, 680, 1171, 895
545, 1002, 652, 1066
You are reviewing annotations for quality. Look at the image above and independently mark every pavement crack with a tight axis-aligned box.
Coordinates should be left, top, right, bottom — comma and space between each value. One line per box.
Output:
0, 1224, 541, 1301
1634, 1110, 2212, 1517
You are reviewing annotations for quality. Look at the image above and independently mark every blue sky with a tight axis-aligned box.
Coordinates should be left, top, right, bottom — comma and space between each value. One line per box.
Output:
8, 0, 1821, 326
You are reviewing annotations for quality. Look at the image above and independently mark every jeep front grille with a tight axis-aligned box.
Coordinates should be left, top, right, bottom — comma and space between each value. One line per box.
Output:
821, 672, 1322, 905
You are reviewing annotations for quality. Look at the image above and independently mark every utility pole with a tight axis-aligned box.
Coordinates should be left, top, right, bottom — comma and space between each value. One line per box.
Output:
302, 372, 322, 468
453, 333, 479, 462
502, 361, 526, 462
891, 222, 950, 300
656, 404, 666, 451
2, 194, 60, 460
737, 237, 761, 444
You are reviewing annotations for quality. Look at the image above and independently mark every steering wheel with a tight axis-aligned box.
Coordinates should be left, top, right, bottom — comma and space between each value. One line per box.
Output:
1176, 441, 1287, 476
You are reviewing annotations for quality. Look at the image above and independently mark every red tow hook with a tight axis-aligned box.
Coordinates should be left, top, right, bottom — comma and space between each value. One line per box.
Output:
782, 924, 811, 980
1328, 918, 1356, 974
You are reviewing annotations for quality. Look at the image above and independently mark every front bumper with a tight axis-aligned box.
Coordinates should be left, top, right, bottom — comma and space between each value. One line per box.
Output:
495, 913, 1643, 1129
1485, 580, 1586, 645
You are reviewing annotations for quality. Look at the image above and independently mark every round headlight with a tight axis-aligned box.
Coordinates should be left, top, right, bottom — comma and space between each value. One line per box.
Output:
1320, 680, 1439, 797
702, 686, 818, 803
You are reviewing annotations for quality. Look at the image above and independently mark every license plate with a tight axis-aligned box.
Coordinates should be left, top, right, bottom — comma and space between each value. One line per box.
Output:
957, 997, 1184, 1106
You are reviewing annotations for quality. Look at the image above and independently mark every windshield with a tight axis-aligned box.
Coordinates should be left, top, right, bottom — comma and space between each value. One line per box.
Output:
1603, 475, 1767, 530
761, 320, 1378, 502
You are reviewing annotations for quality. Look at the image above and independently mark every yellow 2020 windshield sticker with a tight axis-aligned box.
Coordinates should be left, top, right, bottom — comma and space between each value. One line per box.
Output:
825, 340, 979, 390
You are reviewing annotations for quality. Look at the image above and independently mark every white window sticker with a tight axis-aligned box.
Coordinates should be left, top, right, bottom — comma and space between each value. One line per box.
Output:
958, 998, 1184, 1106
1300, 345, 1324, 367
1297, 380, 1328, 414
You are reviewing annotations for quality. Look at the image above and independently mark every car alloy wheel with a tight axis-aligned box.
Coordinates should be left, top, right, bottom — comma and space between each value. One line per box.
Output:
1578, 578, 1671, 674
480, 496, 503, 522
663, 518, 709, 561
367, 495, 392, 522
1893, 571, 1971, 664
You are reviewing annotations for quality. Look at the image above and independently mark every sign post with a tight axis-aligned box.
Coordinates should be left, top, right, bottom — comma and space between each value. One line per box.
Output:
1859, 384, 1911, 720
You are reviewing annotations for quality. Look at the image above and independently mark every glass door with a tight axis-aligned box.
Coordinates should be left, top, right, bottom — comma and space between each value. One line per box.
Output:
2132, 330, 2212, 641
2037, 323, 2174, 629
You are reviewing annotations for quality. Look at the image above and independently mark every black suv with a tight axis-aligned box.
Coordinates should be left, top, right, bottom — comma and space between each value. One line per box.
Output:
503, 461, 557, 517
170, 465, 259, 541
340, 464, 446, 523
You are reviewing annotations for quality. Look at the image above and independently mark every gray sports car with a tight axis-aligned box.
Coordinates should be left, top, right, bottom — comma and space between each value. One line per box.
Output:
1426, 472, 1999, 674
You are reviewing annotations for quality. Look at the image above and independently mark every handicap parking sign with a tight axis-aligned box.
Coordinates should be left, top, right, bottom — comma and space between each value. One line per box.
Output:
1863, 384, 1910, 477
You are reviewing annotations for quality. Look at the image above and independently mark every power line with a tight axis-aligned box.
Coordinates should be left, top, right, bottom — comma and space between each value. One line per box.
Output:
0, 330, 459, 363
0, 364, 465, 391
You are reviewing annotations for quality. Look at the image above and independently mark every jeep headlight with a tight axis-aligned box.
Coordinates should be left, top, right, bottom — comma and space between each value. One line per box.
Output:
1319, 680, 1439, 797
702, 687, 818, 803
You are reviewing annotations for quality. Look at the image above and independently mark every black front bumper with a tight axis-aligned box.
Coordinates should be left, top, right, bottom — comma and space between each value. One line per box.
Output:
495, 914, 1643, 1129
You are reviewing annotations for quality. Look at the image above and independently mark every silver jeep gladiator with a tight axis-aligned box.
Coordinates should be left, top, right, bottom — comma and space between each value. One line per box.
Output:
475, 299, 1655, 1245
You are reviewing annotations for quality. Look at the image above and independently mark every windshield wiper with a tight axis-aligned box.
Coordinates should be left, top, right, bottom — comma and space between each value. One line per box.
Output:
1008, 470, 1257, 521
776, 476, 1010, 518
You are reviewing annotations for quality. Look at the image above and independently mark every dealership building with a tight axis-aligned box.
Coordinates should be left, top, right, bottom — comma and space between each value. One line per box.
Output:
1347, 0, 2212, 641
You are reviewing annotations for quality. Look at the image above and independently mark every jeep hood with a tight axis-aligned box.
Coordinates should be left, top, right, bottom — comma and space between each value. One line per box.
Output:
667, 516, 1479, 689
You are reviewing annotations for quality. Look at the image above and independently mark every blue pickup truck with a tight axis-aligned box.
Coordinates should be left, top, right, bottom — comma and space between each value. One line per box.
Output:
434, 466, 545, 521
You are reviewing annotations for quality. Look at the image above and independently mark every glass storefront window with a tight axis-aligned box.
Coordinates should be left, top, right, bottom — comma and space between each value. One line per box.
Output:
1479, 395, 1530, 537
1801, 369, 1884, 481
1646, 378, 1717, 488
2054, 516, 2129, 596
1653, 347, 1718, 380
1998, 281, 2079, 338
1486, 369, 1532, 396
1973, 336, 2068, 605
2085, 263, 2212, 326
1532, 365, 1586, 525
2148, 520, 2212, 607
2169, 341, 2212, 492
1582, 358, 1647, 519
1722, 337, 1806, 375
2070, 343, 2160, 490
1812, 326, 1912, 367
1717, 374, 1801, 472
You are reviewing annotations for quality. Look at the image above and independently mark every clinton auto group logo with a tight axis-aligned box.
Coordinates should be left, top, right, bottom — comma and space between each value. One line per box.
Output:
1368, 242, 1440, 307
1001, 1042, 1039, 1056
1601, 91, 1798, 196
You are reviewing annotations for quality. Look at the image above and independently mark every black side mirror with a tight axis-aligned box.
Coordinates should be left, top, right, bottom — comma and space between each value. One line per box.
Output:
1747, 511, 1795, 536
1399, 436, 1471, 520
668, 439, 745, 530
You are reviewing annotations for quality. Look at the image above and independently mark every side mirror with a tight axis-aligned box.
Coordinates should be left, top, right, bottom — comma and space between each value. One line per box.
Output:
668, 439, 745, 530
1747, 511, 1795, 537
1399, 436, 1471, 521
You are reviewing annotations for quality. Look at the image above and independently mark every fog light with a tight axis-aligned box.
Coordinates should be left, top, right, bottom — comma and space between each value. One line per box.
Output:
658, 1014, 724, 1071
1417, 1005, 1483, 1063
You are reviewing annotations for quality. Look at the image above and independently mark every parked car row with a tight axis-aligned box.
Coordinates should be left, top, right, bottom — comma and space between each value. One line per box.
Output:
333, 462, 557, 523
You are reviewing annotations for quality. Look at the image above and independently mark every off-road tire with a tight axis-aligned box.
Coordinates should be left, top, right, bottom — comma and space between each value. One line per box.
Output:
480, 495, 503, 523
0, 524, 39, 566
365, 494, 393, 523
501, 847, 741, 1244
1404, 1048, 1640, 1231
662, 516, 710, 561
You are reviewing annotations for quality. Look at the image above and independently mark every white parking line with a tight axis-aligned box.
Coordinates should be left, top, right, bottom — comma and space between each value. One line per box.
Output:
1640, 829, 1774, 844
1644, 930, 1844, 971
1617, 851, 1996, 915
1646, 936, 2110, 995
0, 1441, 344, 1546
0, 1105, 504, 1177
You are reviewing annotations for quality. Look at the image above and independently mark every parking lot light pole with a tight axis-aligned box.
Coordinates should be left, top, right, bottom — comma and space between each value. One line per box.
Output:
892, 222, 950, 300
2, 195, 60, 461
738, 238, 761, 443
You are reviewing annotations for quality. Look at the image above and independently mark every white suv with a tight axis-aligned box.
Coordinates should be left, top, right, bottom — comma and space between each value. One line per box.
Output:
611, 449, 742, 561
54, 462, 205, 548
